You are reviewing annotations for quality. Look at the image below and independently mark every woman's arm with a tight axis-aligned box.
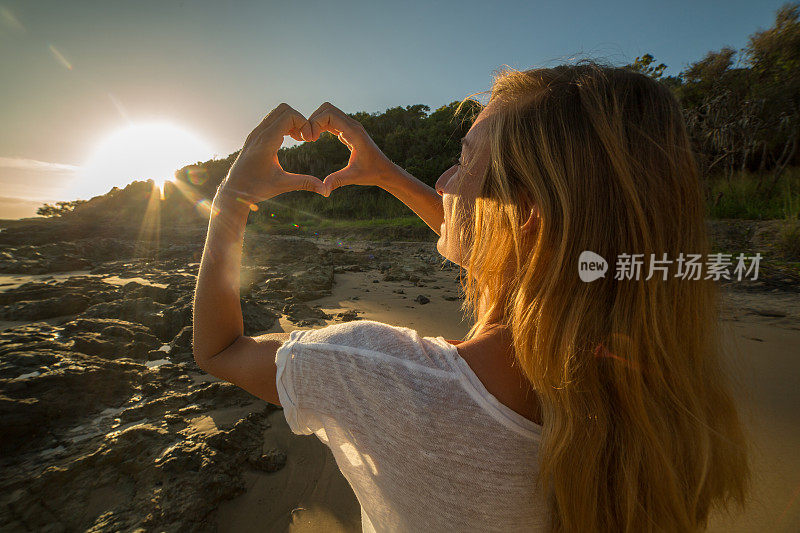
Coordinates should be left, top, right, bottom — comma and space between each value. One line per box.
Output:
192, 190, 250, 364
380, 163, 444, 236
193, 103, 327, 405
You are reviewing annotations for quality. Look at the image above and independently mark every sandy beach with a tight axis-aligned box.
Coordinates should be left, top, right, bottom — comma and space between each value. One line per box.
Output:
211, 244, 800, 532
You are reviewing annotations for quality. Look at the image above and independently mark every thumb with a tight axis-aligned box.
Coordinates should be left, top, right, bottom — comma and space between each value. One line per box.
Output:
322, 166, 360, 195
285, 172, 328, 197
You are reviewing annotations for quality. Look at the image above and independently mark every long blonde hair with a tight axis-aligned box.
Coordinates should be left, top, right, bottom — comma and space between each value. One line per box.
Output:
453, 62, 751, 531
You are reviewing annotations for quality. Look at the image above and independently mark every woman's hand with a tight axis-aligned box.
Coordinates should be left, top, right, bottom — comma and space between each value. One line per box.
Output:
300, 102, 398, 194
220, 103, 327, 204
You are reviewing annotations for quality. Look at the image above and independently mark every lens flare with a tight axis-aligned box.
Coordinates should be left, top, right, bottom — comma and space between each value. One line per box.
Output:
184, 167, 208, 186
48, 44, 72, 70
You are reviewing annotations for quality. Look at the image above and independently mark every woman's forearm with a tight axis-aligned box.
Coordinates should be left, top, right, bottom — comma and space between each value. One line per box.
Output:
381, 163, 444, 236
192, 191, 251, 364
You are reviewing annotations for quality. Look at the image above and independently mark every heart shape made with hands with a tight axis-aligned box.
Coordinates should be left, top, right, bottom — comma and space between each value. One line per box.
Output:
219, 102, 395, 206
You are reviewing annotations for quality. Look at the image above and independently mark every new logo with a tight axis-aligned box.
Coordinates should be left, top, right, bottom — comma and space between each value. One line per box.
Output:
579, 251, 608, 282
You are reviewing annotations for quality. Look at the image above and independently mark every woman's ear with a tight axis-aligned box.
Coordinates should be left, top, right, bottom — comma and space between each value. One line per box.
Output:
520, 204, 540, 234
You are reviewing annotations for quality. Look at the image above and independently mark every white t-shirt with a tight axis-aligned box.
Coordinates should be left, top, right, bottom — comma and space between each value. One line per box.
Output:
275, 319, 549, 532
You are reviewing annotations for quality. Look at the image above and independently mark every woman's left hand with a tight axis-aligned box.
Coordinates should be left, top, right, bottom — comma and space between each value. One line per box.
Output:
218, 103, 328, 204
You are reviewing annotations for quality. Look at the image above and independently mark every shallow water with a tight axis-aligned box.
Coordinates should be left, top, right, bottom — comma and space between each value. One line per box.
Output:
0, 271, 169, 292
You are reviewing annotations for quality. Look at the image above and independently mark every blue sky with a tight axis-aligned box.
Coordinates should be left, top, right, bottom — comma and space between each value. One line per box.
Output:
0, 0, 789, 217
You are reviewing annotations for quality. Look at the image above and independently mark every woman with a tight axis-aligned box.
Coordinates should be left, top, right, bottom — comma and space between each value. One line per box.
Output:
193, 62, 751, 531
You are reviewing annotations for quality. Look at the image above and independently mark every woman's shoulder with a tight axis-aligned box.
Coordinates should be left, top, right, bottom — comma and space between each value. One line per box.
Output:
290, 319, 458, 373
291, 319, 416, 345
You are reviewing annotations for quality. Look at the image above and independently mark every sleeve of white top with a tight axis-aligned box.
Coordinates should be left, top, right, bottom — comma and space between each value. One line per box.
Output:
275, 327, 319, 435
274, 319, 455, 437
275, 321, 383, 436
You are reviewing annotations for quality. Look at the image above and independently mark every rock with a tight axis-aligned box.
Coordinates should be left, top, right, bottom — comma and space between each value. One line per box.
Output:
289, 265, 335, 300
0, 351, 142, 454
0, 277, 121, 307
282, 302, 331, 327
0, 293, 92, 320
748, 307, 787, 318
154, 439, 205, 473
65, 319, 162, 360
170, 325, 193, 352
335, 309, 361, 322
415, 295, 430, 305
121, 281, 176, 304
101, 423, 172, 475
248, 448, 287, 473
0, 323, 70, 358
62, 317, 155, 337
241, 299, 279, 334
78, 297, 191, 341
80, 297, 165, 329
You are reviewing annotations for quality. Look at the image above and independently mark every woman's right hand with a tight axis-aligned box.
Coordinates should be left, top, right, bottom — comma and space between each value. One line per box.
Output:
300, 102, 398, 196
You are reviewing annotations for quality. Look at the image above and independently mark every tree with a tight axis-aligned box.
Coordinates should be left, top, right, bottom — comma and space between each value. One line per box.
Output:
36, 200, 87, 217
625, 53, 667, 80
744, 1, 800, 195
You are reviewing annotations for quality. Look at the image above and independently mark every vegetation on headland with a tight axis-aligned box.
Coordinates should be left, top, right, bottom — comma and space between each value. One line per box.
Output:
35, 200, 87, 217
28, 3, 800, 256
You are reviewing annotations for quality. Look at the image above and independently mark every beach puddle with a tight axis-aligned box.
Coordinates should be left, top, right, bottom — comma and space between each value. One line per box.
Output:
0, 271, 169, 292
0, 270, 93, 290
100, 275, 169, 288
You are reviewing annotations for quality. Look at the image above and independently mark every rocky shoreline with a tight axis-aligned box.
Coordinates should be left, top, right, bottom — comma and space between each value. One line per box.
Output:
0, 222, 458, 532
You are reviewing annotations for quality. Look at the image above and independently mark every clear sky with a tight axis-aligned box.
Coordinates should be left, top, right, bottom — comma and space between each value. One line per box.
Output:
0, 0, 788, 218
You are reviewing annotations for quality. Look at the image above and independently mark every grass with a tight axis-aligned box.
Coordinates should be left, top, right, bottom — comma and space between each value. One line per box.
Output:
250, 212, 435, 242
250, 186, 415, 224
705, 167, 800, 220
252, 214, 427, 231
314, 216, 428, 229
777, 219, 800, 259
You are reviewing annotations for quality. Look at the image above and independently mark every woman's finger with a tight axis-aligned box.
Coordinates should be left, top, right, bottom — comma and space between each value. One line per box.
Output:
338, 131, 354, 151
302, 101, 333, 141
305, 102, 362, 143
257, 106, 309, 151
246, 102, 294, 146
280, 171, 328, 197
322, 165, 366, 193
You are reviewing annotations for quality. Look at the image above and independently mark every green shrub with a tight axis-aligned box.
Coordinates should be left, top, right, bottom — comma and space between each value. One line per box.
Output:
705, 168, 800, 219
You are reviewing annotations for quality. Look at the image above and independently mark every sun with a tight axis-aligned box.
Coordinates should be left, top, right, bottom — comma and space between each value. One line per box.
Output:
73, 122, 214, 200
